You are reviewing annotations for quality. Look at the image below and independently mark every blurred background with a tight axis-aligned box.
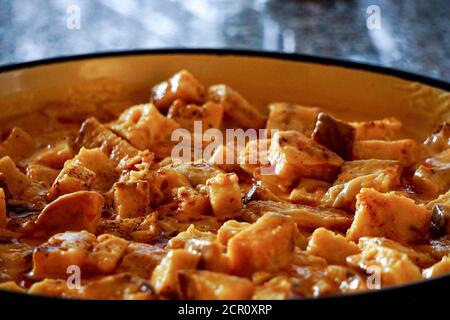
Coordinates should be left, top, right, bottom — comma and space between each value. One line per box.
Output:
0, 0, 449, 81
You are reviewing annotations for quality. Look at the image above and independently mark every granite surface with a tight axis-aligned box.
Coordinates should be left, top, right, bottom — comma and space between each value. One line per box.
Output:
0, 0, 449, 81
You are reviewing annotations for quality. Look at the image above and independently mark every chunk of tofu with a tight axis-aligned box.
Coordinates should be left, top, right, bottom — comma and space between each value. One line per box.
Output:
31, 140, 74, 169
31, 191, 103, 237
323, 160, 402, 210
208, 84, 266, 129
110, 103, 180, 150
228, 212, 297, 276
117, 243, 166, 279
268, 131, 343, 182
352, 139, 422, 166
113, 180, 150, 219
422, 256, 450, 279
151, 70, 206, 112
246, 200, 353, 231
0, 156, 31, 197
0, 188, 6, 228
168, 100, 223, 132
346, 245, 422, 286
150, 249, 200, 297
266, 103, 319, 136
217, 220, 250, 245
179, 270, 254, 300
289, 178, 330, 206
0, 127, 34, 160
77, 117, 140, 168
26, 164, 59, 188
206, 173, 242, 217
307, 228, 360, 265
347, 188, 431, 243
350, 117, 402, 140
32, 231, 128, 279
412, 149, 450, 196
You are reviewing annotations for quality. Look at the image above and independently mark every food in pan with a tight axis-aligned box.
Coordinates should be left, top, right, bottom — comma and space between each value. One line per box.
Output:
0, 70, 449, 300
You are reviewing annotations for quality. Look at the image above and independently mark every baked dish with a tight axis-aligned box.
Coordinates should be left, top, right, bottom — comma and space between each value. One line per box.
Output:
0, 69, 449, 300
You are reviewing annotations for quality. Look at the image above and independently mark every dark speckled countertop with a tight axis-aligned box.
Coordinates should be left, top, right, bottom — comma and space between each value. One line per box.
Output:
0, 0, 449, 81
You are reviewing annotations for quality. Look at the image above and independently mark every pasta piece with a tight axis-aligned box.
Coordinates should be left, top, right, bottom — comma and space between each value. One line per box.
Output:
0, 241, 33, 282
358, 237, 436, 268
167, 100, 223, 131
424, 122, 449, 154
289, 178, 330, 206
268, 131, 343, 183
312, 112, 355, 160
31, 231, 128, 279
168, 161, 223, 187
26, 164, 59, 188
347, 188, 431, 243
346, 245, 422, 286
0, 156, 31, 198
167, 224, 216, 249
110, 103, 180, 151
322, 160, 402, 210
350, 117, 402, 140
77, 117, 141, 168
422, 256, 450, 279
246, 200, 353, 231
150, 249, 200, 297
151, 70, 206, 112
412, 149, 450, 196
352, 139, 422, 166
31, 140, 74, 169
307, 228, 360, 265
113, 180, 150, 219
185, 238, 230, 273
208, 84, 266, 129
217, 220, 250, 246
30, 191, 103, 237
0, 127, 34, 160
228, 212, 297, 276
266, 103, 319, 136
179, 270, 254, 300
206, 173, 242, 217
117, 242, 166, 279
